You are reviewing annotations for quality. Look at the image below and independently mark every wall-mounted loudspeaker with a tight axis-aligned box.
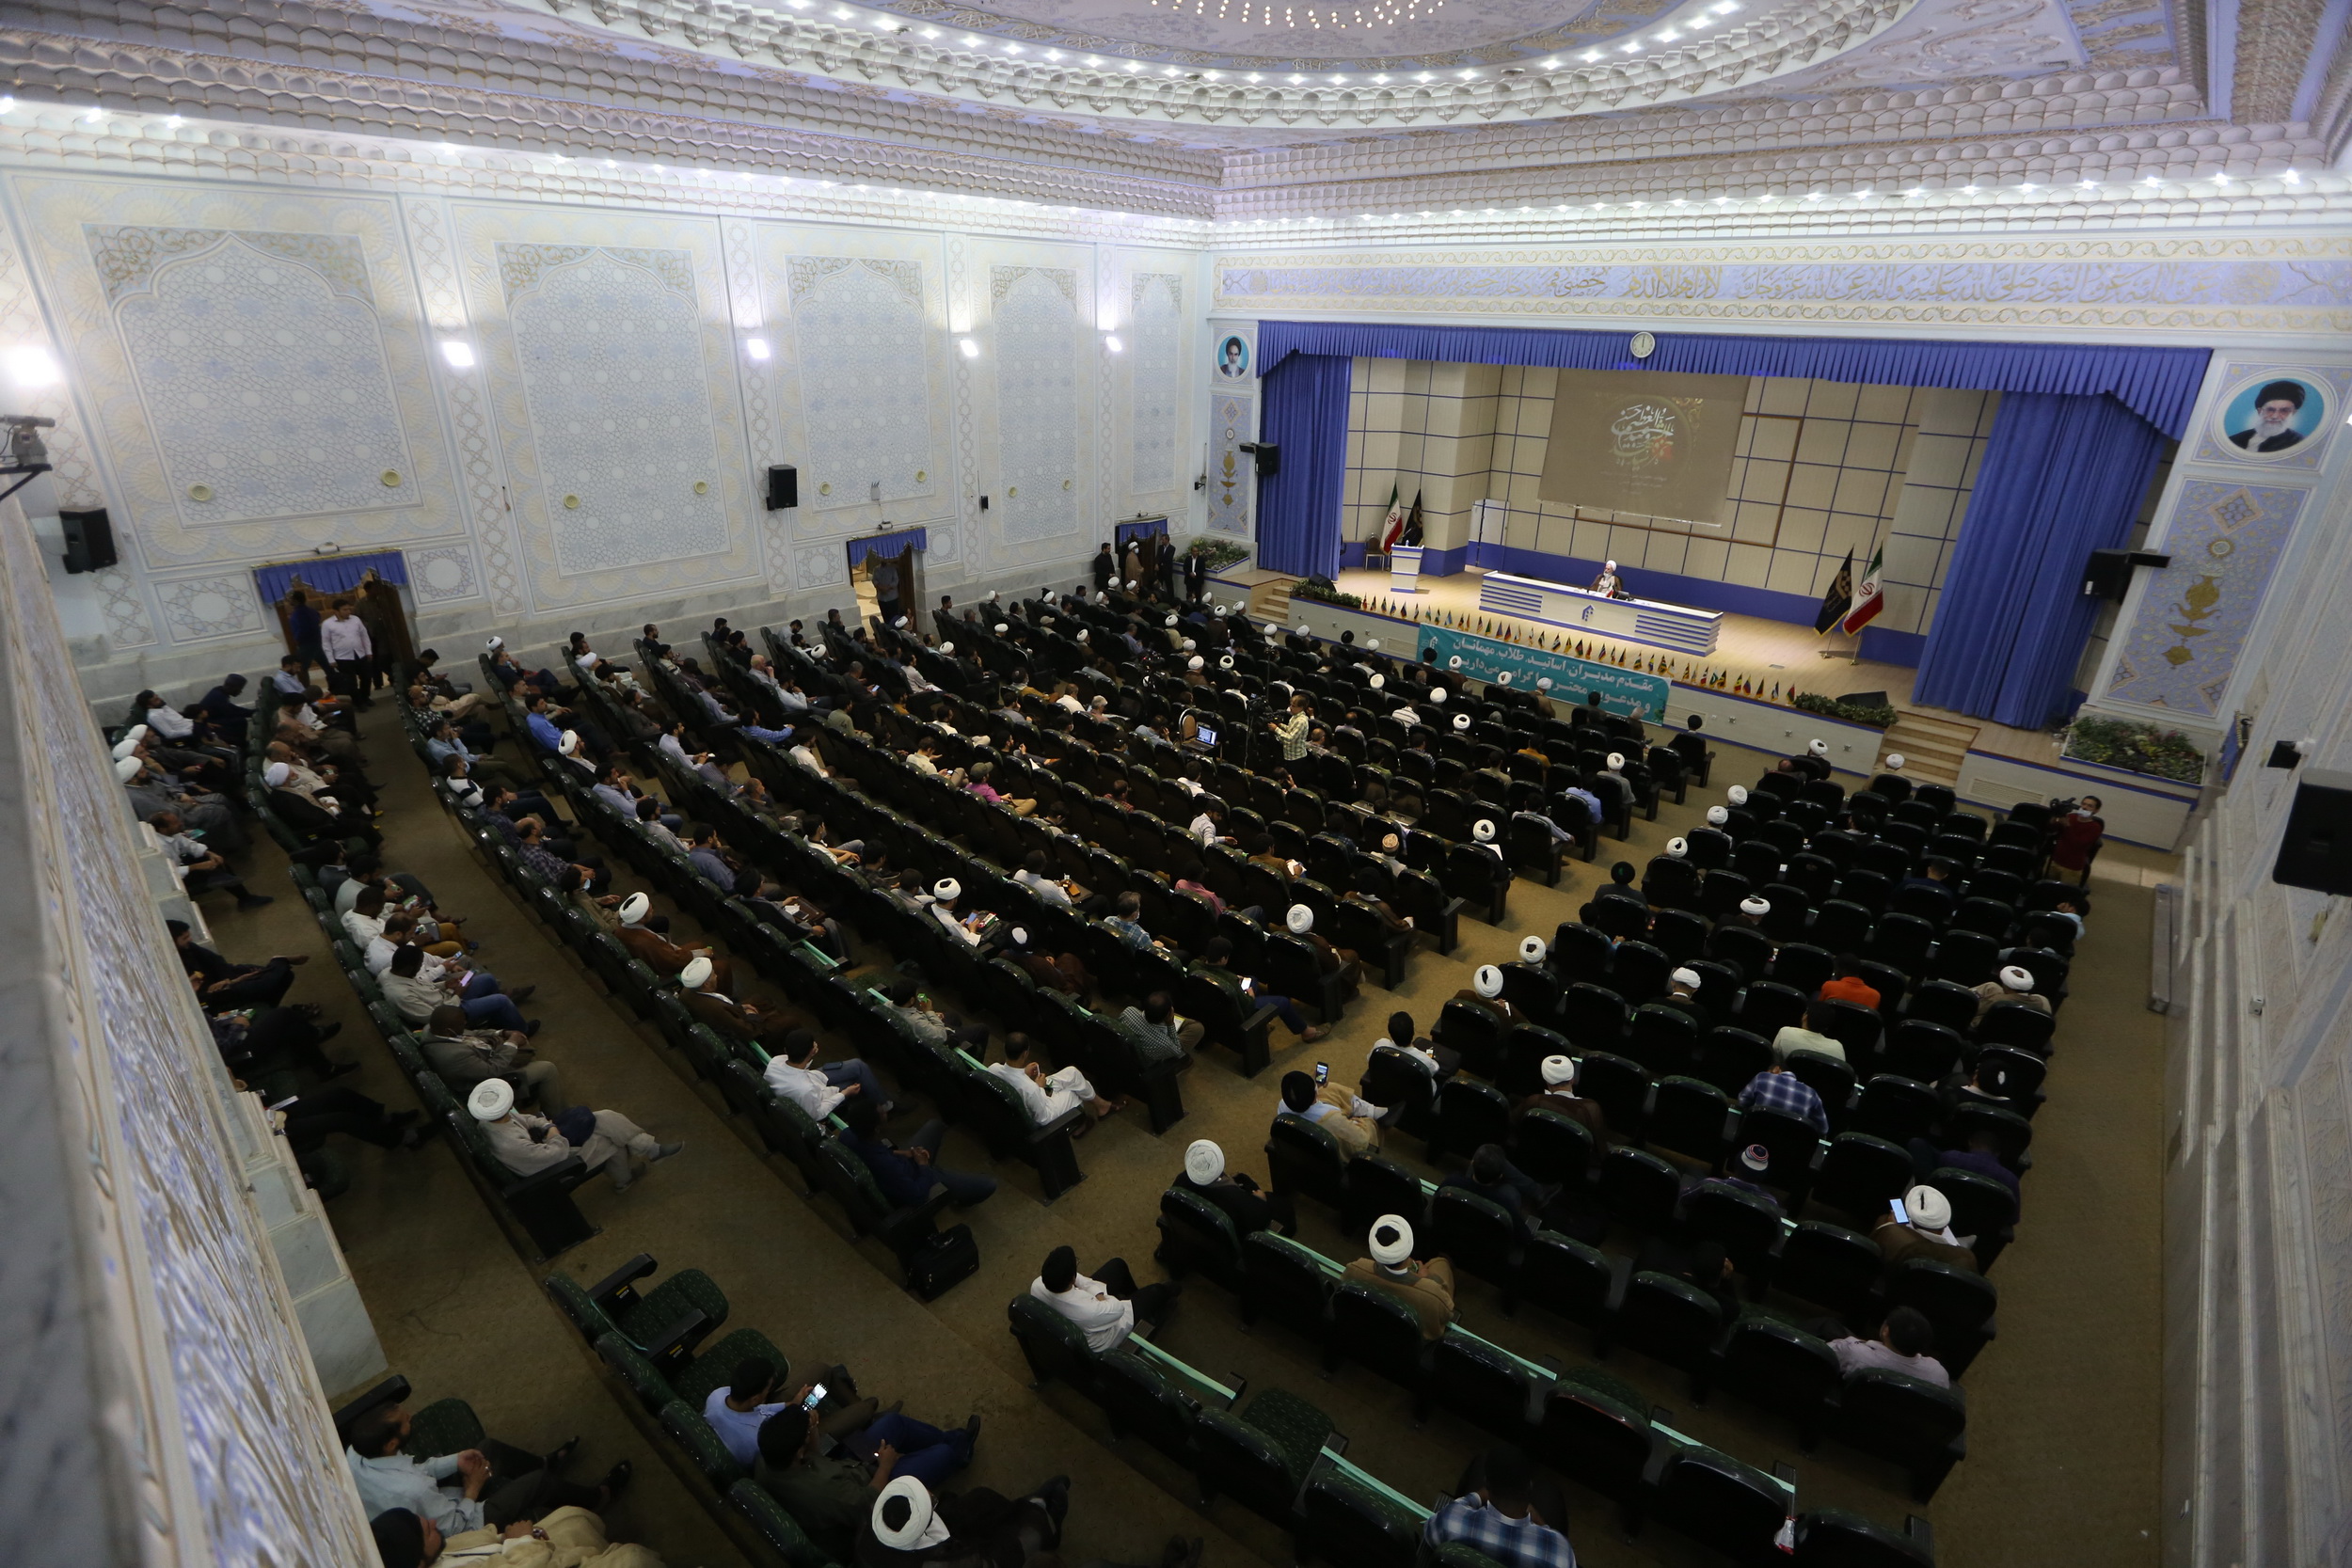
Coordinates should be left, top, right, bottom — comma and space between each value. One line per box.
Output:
1237, 442, 1280, 478
59, 507, 118, 574
2272, 769, 2352, 895
2081, 547, 2171, 601
765, 465, 798, 511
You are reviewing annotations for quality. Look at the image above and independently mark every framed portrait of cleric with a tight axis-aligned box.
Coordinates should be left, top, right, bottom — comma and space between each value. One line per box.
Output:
1215, 333, 1251, 379
2201, 370, 2337, 467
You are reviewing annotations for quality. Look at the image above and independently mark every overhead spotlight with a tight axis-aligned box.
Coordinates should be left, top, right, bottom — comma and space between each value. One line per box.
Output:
1104, 334, 1123, 353
1581, 51, 1602, 61
2283, 168, 2303, 183
958, 337, 980, 359
1961, 184, 1980, 194
4, 344, 62, 388
744, 338, 771, 361
438, 341, 477, 370
82, 106, 104, 123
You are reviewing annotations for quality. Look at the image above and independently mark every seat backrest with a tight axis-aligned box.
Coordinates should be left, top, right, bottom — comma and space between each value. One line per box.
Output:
1616, 1272, 1727, 1365
1243, 1230, 1336, 1332
1791, 1507, 1936, 1568
1301, 1469, 1423, 1568
1774, 1221, 1883, 1320
1193, 1406, 1302, 1513
1597, 1146, 1681, 1234
1655, 1448, 1788, 1560
1841, 1368, 1968, 1447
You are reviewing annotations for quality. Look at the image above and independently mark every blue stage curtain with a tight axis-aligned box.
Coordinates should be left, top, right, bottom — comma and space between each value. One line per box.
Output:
1255, 352, 1352, 579
1913, 391, 2166, 728
1255, 321, 2208, 438
253, 549, 408, 603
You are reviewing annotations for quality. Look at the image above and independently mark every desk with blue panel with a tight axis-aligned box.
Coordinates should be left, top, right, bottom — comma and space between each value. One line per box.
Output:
1477, 571, 1722, 656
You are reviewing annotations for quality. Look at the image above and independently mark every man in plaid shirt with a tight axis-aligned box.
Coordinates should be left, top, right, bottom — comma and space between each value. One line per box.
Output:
1738, 1063, 1830, 1135
1422, 1444, 1576, 1568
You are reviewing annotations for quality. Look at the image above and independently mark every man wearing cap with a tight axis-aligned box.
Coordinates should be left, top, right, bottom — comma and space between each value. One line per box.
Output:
1971, 963, 2051, 1022
1031, 1243, 1177, 1352
1175, 1138, 1291, 1237
613, 892, 732, 990
1872, 1183, 1979, 1277
1735, 1060, 1829, 1135
1514, 1055, 1610, 1147
1343, 1215, 1456, 1339
421, 1004, 564, 1112
469, 1078, 679, 1193
1453, 964, 1521, 1024
679, 955, 795, 1046
1278, 1069, 1382, 1157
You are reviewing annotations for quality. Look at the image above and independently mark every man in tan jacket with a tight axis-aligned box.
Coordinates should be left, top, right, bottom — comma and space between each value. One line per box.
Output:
1341, 1214, 1456, 1340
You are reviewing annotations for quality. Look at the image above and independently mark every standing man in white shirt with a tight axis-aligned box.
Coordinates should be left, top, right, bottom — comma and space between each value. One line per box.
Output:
322, 596, 378, 709
1027, 1244, 1178, 1352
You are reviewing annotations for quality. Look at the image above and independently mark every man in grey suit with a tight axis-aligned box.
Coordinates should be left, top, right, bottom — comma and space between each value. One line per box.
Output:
419, 1004, 565, 1112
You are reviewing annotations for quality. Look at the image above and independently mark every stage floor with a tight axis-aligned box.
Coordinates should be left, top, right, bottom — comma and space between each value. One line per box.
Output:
1330, 564, 2065, 766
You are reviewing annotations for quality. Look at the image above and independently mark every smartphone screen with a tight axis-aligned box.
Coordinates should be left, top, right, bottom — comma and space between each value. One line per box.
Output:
268, 1095, 299, 1112
1888, 1197, 1909, 1226
801, 1383, 827, 1412
1314, 1062, 1329, 1085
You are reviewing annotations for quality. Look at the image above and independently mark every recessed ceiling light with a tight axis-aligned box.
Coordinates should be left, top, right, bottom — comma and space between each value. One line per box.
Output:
1247, 72, 1262, 81
82, 106, 104, 123
1541, 56, 1560, 67
1962, 184, 1979, 194
1459, 69, 1478, 78
438, 341, 476, 370
1415, 71, 1434, 81
1620, 40, 1643, 52
744, 338, 771, 361
2284, 168, 2303, 183
921, 27, 938, 37
1855, 188, 1871, 198
1656, 30, 1680, 41
1044, 48, 1060, 58
2078, 178, 2096, 188
4, 345, 62, 388
1289, 73, 1304, 83
1331, 74, 1347, 84
1372, 72, 1389, 82
1005, 42, 1022, 53
830, 7, 850, 17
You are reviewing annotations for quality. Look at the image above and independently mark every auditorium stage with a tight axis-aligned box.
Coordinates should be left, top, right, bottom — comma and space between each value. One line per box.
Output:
1320, 564, 2067, 768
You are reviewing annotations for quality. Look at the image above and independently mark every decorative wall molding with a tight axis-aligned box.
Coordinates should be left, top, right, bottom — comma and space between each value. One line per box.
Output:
2103, 478, 2304, 714
1214, 235, 2352, 332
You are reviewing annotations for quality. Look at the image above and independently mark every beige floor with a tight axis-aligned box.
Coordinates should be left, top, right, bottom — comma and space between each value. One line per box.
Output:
231, 691, 2168, 1568
1325, 564, 2064, 764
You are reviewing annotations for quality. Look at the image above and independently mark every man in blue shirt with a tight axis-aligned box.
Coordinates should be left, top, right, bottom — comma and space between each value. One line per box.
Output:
1737, 1063, 1829, 1136
1424, 1444, 1576, 1568
837, 1097, 996, 1210
521, 692, 565, 754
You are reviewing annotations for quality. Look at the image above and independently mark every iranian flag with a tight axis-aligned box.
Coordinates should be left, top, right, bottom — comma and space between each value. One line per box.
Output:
1379, 483, 1408, 550
1840, 545, 1886, 635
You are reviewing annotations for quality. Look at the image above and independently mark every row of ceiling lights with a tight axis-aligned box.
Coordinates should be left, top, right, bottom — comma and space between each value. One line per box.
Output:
796, 0, 1743, 82
6, 101, 2314, 226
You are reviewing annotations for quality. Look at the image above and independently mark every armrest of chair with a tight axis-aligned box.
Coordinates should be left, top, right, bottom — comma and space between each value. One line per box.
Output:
1602, 1251, 1635, 1315
1031, 1102, 1091, 1146
586, 1252, 659, 1309
1241, 1000, 1280, 1036
503, 1153, 591, 1197
644, 1309, 713, 1366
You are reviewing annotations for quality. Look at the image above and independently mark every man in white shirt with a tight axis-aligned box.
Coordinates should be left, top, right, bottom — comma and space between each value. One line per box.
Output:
987, 1037, 1115, 1130
762, 1027, 890, 1120
701, 1358, 798, 1465
1826, 1307, 1951, 1388
1028, 1244, 1177, 1353
468, 1079, 678, 1192
1013, 852, 1076, 909
322, 598, 377, 708
345, 1403, 619, 1534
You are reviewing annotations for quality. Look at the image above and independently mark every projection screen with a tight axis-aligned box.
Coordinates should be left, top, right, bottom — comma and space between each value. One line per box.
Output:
1537, 369, 1751, 526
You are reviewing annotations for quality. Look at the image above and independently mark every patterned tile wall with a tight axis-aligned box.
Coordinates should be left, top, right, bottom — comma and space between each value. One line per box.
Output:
1342, 364, 1993, 630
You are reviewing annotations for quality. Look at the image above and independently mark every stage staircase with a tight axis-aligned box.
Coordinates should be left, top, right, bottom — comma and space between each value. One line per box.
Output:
1876, 710, 1978, 787
1248, 575, 1298, 625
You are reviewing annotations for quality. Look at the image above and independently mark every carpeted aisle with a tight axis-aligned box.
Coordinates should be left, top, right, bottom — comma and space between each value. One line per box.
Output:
234, 694, 2166, 1568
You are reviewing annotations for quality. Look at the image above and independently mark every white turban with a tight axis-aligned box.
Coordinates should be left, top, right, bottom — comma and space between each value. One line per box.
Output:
126, 724, 151, 741
559, 730, 581, 755
1740, 896, 1771, 918
1369, 1215, 1415, 1267
619, 893, 651, 927
1182, 638, 1198, 651
1808, 738, 1827, 756
116, 756, 144, 782
939, 641, 955, 655
1448, 655, 1464, 670
1604, 559, 1617, 571
1286, 904, 1313, 934
1727, 785, 1750, 805
1364, 639, 1381, 652
1214, 604, 1230, 617
932, 878, 961, 903
894, 616, 909, 628
873, 1477, 948, 1552
111, 736, 139, 760
1904, 1184, 1953, 1231
1185, 1139, 1226, 1185
1263, 623, 1281, 637
1542, 1054, 1576, 1086
1884, 753, 1906, 771
1474, 964, 1503, 998
1498, 673, 1514, 686
1663, 837, 1686, 859
1473, 819, 1496, 843
1519, 935, 1548, 963
469, 1079, 516, 1120
1453, 713, 1471, 732
1429, 688, 1446, 705
680, 956, 715, 989
1369, 674, 1385, 689
1187, 656, 1205, 672
1606, 752, 1625, 770
486, 636, 504, 651
1218, 654, 1234, 670
1998, 965, 2035, 992
1707, 807, 1729, 826
264, 762, 294, 786
1671, 967, 1702, 990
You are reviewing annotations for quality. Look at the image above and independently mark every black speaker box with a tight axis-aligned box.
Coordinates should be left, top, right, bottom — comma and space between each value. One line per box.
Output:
1239, 442, 1279, 478
2273, 769, 2352, 895
59, 507, 117, 574
2082, 548, 2134, 600
765, 465, 798, 511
